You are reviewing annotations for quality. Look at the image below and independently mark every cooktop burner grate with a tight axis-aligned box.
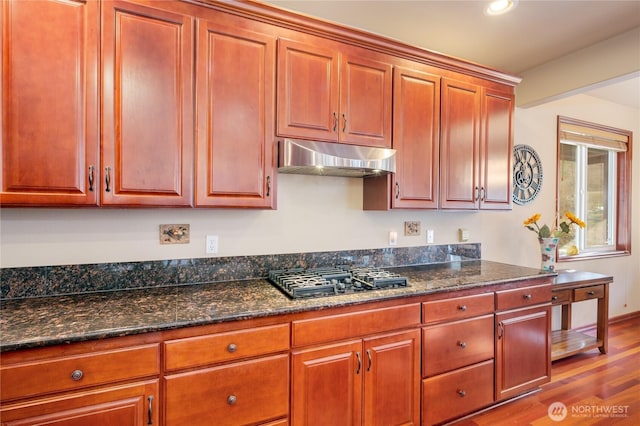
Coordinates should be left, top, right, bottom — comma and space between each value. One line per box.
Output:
268, 266, 408, 299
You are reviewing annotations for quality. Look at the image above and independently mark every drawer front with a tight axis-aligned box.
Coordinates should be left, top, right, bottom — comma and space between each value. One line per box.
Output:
574, 284, 605, 302
164, 354, 289, 426
164, 323, 290, 371
0, 344, 159, 402
551, 289, 571, 304
422, 360, 494, 426
423, 293, 494, 324
495, 284, 551, 311
292, 303, 421, 347
422, 315, 494, 377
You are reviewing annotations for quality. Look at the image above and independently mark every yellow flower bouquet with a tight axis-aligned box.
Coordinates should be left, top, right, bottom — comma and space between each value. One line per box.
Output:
523, 212, 585, 239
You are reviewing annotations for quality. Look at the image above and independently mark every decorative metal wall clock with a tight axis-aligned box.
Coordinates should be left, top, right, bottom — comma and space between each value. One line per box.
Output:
512, 144, 543, 205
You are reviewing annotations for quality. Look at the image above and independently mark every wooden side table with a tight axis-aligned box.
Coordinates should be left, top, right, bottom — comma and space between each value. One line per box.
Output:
551, 270, 612, 361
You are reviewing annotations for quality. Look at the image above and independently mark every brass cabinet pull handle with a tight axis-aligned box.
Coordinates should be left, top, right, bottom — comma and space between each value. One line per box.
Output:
88, 165, 95, 192
497, 322, 504, 339
457, 389, 466, 397
342, 113, 347, 132
458, 305, 467, 312
105, 166, 111, 192
356, 351, 361, 374
395, 182, 400, 199
71, 369, 83, 381
147, 395, 154, 425
227, 343, 237, 353
227, 395, 237, 405
523, 294, 532, 300
333, 112, 338, 132
587, 291, 595, 296
366, 349, 372, 372
266, 176, 271, 197
458, 341, 467, 349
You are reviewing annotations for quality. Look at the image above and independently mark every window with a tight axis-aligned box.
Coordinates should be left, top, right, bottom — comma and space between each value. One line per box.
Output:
557, 116, 632, 259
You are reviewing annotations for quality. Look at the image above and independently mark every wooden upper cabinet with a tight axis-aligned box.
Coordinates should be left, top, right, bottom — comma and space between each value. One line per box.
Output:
480, 88, 514, 210
101, 0, 194, 206
440, 78, 514, 210
391, 66, 440, 209
363, 65, 440, 210
0, 0, 99, 206
277, 38, 339, 142
440, 78, 481, 209
277, 38, 392, 147
195, 20, 276, 208
339, 50, 393, 148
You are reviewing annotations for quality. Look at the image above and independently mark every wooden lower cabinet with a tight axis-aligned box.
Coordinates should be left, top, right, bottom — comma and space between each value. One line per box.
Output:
0, 380, 158, 426
495, 305, 551, 401
292, 329, 420, 426
164, 354, 289, 426
422, 360, 494, 425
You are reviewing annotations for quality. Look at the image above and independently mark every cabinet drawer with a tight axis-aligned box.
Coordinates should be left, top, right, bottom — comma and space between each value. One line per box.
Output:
0, 344, 159, 402
495, 284, 551, 311
164, 354, 289, 426
292, 303, 421, 347
422, 315, 494, 377
551, 289, 571, 304
423, 293, 494, 324
422, 360, 494, 426
574, 285, 605, 302
164, 323, 289, 371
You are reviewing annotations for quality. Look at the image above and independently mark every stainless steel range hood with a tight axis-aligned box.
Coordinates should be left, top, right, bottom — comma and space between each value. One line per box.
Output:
278, 138, 396, 178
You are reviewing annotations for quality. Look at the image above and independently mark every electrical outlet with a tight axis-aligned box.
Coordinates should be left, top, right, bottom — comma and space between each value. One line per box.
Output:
206, 235, 218, 254
389, 231, 398, 246
427, 229, 434, 244
459, 228, 470, 242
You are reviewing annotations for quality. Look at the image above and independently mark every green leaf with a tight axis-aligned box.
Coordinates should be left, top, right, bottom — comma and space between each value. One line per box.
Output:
559, 222, 570, 233
539, 224, 551, 238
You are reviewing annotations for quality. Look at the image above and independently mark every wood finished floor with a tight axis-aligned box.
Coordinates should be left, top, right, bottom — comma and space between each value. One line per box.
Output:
458, 315, 640, 425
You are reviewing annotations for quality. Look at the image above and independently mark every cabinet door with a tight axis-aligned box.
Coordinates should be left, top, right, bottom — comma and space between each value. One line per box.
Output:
165, 354, 289, 426
0, 380, 158, 426
291, 340, 362, 426
479, 88, 514, 210
440, 78, 480, 210
195, 21, 276, 208
391, 65, 440, 208
1, 0, 99, 206
277, 38, 339, 142
363, 330, 420, 426
495, 305, 551, 401
339, 52, 392, 148
101, 0, 193, 206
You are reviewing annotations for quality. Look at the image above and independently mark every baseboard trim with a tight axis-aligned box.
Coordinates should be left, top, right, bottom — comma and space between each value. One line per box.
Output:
573, 310, 640, 333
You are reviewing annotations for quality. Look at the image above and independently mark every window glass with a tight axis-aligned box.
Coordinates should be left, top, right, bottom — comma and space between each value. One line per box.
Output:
557, 116, 631, 260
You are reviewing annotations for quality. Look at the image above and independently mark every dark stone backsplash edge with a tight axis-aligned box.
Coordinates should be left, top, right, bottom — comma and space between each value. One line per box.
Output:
1, 243, 480, 300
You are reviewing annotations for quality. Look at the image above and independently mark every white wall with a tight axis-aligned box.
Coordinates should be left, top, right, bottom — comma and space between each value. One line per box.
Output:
1, 92, 638, 328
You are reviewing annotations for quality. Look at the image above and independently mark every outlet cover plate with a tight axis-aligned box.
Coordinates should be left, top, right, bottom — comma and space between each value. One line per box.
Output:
160, 224, 190, 244
404, 221, 420, 236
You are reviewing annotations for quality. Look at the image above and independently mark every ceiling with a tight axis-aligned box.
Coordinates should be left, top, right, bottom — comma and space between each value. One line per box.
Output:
266, 0, 640, 109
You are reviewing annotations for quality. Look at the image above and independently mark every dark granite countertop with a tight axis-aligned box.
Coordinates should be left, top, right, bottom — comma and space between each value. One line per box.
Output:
0, 260, 554, 352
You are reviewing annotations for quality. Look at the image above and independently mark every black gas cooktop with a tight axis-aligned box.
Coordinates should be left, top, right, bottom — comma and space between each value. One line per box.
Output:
267, 266, 409, 299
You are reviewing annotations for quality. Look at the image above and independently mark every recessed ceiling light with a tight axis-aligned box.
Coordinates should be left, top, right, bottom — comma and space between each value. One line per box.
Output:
485, 0, 517, 16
